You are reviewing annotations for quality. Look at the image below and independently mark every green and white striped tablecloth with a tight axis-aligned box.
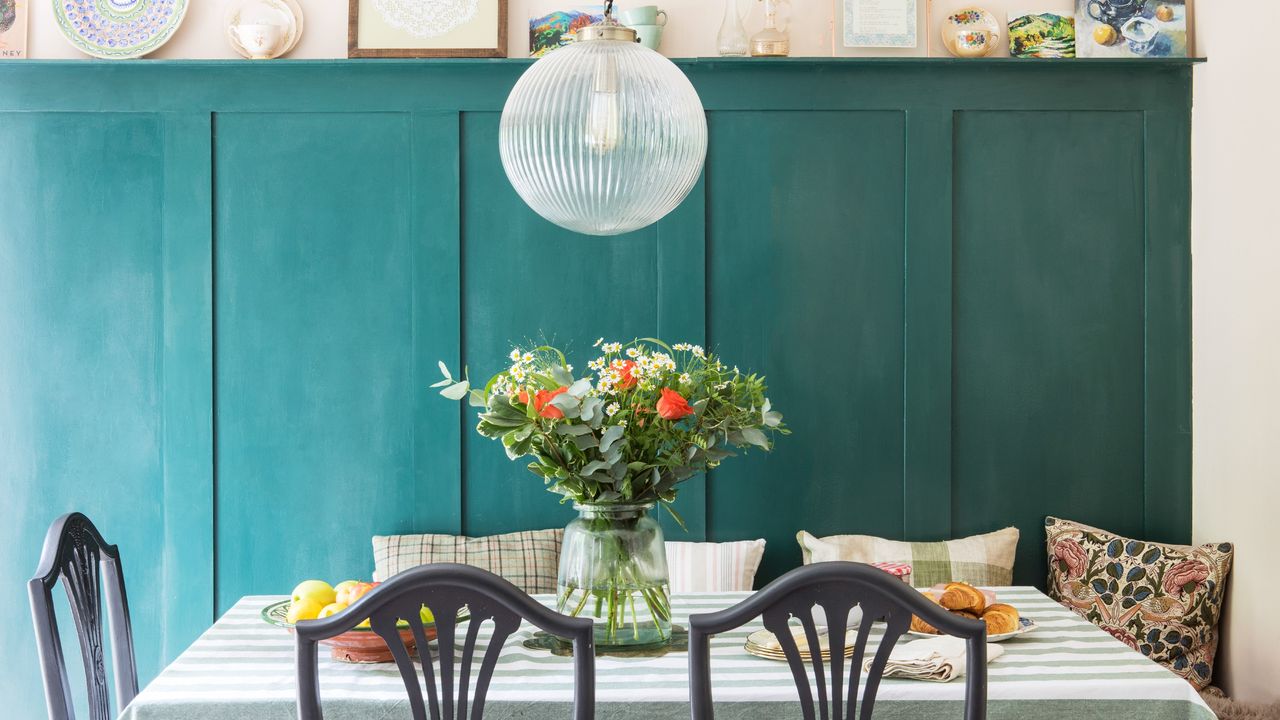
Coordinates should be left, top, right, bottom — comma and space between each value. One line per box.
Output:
123, 588, 1215, 720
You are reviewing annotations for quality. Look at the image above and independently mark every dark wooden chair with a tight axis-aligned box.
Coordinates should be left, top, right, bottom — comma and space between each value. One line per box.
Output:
688, 562, 988, 720
294, 562, 595, 720
27, 512, 139, 720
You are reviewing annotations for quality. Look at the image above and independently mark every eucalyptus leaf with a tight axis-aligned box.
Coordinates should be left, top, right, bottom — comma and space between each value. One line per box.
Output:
550, 365, 574, 386
437, 360, 452, 380
440, 381, 471, 400
599, 425, 625, 454
567, 378, 593, 398
571, 433, 598, 450
468, 390, 488, 408
581, 460, 612, 476
548, 392, 582, 419
580, 396, 603, 423
740, 427, 771, 449
430, 378, 452, 388
555, 424, 594, 436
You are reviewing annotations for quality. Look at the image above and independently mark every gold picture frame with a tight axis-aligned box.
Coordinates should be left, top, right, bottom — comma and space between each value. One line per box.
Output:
348, 0, 508, 57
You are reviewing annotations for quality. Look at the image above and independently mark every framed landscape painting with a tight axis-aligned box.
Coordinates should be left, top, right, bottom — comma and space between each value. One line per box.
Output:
349, 0, 508, 57
1076, 0, 1187, 57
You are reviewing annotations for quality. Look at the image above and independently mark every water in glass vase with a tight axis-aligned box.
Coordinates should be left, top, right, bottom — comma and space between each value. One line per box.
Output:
557, 502, 672, 649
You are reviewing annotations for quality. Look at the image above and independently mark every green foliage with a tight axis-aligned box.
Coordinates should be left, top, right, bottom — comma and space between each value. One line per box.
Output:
436, 338, 788, 510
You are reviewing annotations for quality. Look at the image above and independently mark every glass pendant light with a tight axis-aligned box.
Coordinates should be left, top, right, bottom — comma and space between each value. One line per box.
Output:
499, 1, 708, 236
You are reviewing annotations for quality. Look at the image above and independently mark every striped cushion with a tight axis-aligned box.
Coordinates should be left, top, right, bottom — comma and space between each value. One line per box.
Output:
664, 540, 766, 592
797, 527, 1020, 588
372, 529, 563, 594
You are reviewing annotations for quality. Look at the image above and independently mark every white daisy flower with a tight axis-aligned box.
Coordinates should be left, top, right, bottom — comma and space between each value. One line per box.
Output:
673, 343, 691, 351
603, 342, 622, 354
510, 366, 527, 381
594, 337, 604, 347
588, 359, 605, 372
692, 346, 706, 358
626, 347, 640, 358
679, 373, 692, 385
509, 349, 522, 362
606, 402, 621, 417
521, 352, 534, 364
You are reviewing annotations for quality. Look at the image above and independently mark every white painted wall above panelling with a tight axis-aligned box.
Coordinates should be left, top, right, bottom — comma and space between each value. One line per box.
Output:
24, 0, 1083, 59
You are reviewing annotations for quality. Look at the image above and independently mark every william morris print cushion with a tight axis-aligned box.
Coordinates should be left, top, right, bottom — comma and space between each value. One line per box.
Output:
1044, 516, 1233, 689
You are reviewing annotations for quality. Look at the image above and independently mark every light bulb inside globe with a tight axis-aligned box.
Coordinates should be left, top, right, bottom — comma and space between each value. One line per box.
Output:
585, 54, 622, 154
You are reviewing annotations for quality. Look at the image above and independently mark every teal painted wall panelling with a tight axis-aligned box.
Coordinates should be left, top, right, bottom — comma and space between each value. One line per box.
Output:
951, 111, 1147, 584
706, 110, 909, 581
0, 112, 212, 717
212, 112, 461, 612
0, 60, 1195, 717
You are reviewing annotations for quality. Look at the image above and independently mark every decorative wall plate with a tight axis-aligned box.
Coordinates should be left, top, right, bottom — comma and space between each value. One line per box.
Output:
224, 0, 303, 59
940, 6, 1001, 57
54, 0, 189, 59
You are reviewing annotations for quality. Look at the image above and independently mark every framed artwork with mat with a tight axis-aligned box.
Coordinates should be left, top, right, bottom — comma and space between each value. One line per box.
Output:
349, 0, 508, 57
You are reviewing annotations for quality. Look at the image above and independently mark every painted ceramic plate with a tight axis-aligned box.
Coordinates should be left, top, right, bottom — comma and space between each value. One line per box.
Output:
941, 6, 1000, 57
260, 599, 468, 631
224, 0, 303, 59
908, 615, 1037, 642
54, 0, 189, 59
744, 628, 857, 662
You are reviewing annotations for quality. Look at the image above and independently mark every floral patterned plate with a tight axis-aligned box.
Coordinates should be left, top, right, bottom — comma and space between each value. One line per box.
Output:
940, 6, 1001, 57
54, 0, 189, 59
907, 615, 1037, 642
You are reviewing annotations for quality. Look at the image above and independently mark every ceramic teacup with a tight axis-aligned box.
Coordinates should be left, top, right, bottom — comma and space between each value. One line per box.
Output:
233, 23, 284, 60
632, 23, 664, 51
953, 28, 997, 57
618, 5, 667, 27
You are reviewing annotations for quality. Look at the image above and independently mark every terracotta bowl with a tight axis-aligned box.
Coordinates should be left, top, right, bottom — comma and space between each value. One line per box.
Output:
261, 600, 445, 664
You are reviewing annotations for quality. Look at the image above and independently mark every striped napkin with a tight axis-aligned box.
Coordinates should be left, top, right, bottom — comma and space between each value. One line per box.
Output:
864, 636, 1003, 682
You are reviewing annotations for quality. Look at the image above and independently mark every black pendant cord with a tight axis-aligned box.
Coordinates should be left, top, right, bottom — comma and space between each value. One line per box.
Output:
604, 0, 614, 19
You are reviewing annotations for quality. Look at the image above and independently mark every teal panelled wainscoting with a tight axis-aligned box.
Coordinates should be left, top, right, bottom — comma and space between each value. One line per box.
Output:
0, 58, 1194, 716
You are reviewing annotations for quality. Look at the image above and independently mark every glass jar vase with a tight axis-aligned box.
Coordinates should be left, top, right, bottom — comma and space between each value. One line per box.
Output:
556, 502, 672, 649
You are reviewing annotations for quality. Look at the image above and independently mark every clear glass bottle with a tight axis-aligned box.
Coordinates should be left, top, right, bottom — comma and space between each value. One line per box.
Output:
556, 502, 672, 649
750, 0, 789, 57
717, 0, 748, 57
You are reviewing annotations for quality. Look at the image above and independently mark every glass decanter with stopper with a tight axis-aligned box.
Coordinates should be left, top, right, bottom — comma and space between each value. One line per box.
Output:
750, 0, 789, 57
717, 0, 749, 56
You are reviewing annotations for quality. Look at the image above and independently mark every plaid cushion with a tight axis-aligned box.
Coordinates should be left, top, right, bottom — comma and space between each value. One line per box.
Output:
1045, 516, 1233, 689
796, 527, 1020, 588
372, 529, 563, 594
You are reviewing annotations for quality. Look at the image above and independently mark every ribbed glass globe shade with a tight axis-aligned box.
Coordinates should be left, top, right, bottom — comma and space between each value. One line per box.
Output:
499, 38, 708, 236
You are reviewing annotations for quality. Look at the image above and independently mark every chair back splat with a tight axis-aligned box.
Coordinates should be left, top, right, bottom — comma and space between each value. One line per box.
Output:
688, 562, 987, 720
27, 512, 139, 720
293, 563, 595, 720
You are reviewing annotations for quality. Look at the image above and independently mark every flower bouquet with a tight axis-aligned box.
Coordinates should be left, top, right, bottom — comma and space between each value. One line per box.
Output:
436, 337, 786, 648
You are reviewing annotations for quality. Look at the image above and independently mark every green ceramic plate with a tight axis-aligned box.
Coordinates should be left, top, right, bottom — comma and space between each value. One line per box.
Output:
260, 599, 468, 632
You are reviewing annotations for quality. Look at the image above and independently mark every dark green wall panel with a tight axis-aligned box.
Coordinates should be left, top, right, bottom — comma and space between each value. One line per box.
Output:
0, 60, 1194, 717
707, 110, 908, 581
951, 111, 1147, 585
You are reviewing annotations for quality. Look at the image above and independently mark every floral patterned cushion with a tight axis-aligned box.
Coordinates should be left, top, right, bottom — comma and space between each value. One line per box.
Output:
1045, 516, 1233, 689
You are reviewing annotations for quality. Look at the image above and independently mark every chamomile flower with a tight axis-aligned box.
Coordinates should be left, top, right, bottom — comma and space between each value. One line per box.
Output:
691, 345, 706, 358
606, 402, 621, 417
594, 337, 604, 347
509, 365, 527, 381
521, 352, 534, 364
679, 373, 692, 385
509, 349, 522, 362
626, 347, 640, 358
673, 343, 691, 351
603, 342, 622, 354
588, 358, 605, 372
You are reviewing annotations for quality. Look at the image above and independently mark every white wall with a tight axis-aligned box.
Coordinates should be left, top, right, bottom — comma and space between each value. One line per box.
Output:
22, 0, 1073, 59
1190, 0, 1280, 706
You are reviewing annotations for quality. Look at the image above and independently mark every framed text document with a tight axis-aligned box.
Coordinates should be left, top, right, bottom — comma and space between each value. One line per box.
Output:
843, 0, 917, 48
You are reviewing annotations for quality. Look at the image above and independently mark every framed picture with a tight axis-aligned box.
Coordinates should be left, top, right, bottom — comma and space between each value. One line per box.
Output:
349, 0, 508, 57
843, 0, 918, 48
529, 5, 603, 57
1076, 0, 1187, 57
0, 0, 29, 59
1009, 10, 1076, 58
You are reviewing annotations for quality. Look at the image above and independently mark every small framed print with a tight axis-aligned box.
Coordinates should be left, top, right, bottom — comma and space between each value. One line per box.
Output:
1, 0, 29, 59
349, 0, 508, 57
844, 0, 917, 48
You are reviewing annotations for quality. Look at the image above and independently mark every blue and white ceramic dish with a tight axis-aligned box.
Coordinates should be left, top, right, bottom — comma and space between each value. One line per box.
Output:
54, 0, 189, 59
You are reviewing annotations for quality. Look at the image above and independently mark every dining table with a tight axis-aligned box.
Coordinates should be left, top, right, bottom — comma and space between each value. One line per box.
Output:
121, 587, 1216, 720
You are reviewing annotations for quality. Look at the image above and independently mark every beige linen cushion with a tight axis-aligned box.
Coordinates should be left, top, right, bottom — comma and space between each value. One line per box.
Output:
796, 527, 1020, 588
372, 529, 563, 594
664, 539, 766, 592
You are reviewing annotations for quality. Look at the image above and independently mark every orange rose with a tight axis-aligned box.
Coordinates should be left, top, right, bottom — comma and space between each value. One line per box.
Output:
655, 388, 694, 421
534, 387, 568, 419
517, 388, 531, 404
614, 360, 638, 389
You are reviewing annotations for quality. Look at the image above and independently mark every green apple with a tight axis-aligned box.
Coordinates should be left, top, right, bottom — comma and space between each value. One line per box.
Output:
291, 579, 336, 607
420, 605, 435, 625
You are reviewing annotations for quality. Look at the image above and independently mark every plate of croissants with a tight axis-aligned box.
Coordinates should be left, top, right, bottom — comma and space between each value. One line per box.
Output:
908, 581, 1036, 642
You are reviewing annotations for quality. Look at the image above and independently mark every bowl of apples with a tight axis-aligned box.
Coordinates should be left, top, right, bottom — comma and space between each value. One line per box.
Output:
262, 579, 461, 663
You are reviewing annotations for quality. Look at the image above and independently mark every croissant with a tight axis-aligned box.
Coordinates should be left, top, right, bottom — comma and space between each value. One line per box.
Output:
939, 582, 987, 614
950, 609, 981, 621
911, 591, 941, 634
981, 603, 1020, 635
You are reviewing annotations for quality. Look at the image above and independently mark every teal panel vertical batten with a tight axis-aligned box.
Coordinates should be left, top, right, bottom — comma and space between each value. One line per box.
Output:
1141, 105, 1193, 543
655, 174, 708, 540
159, 112, 216, 657
413, 112, 464, 535
902, 109, 955, 541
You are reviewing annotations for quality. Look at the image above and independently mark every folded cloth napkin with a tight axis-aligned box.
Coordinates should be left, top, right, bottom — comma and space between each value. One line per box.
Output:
863, 636, 1003, 682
